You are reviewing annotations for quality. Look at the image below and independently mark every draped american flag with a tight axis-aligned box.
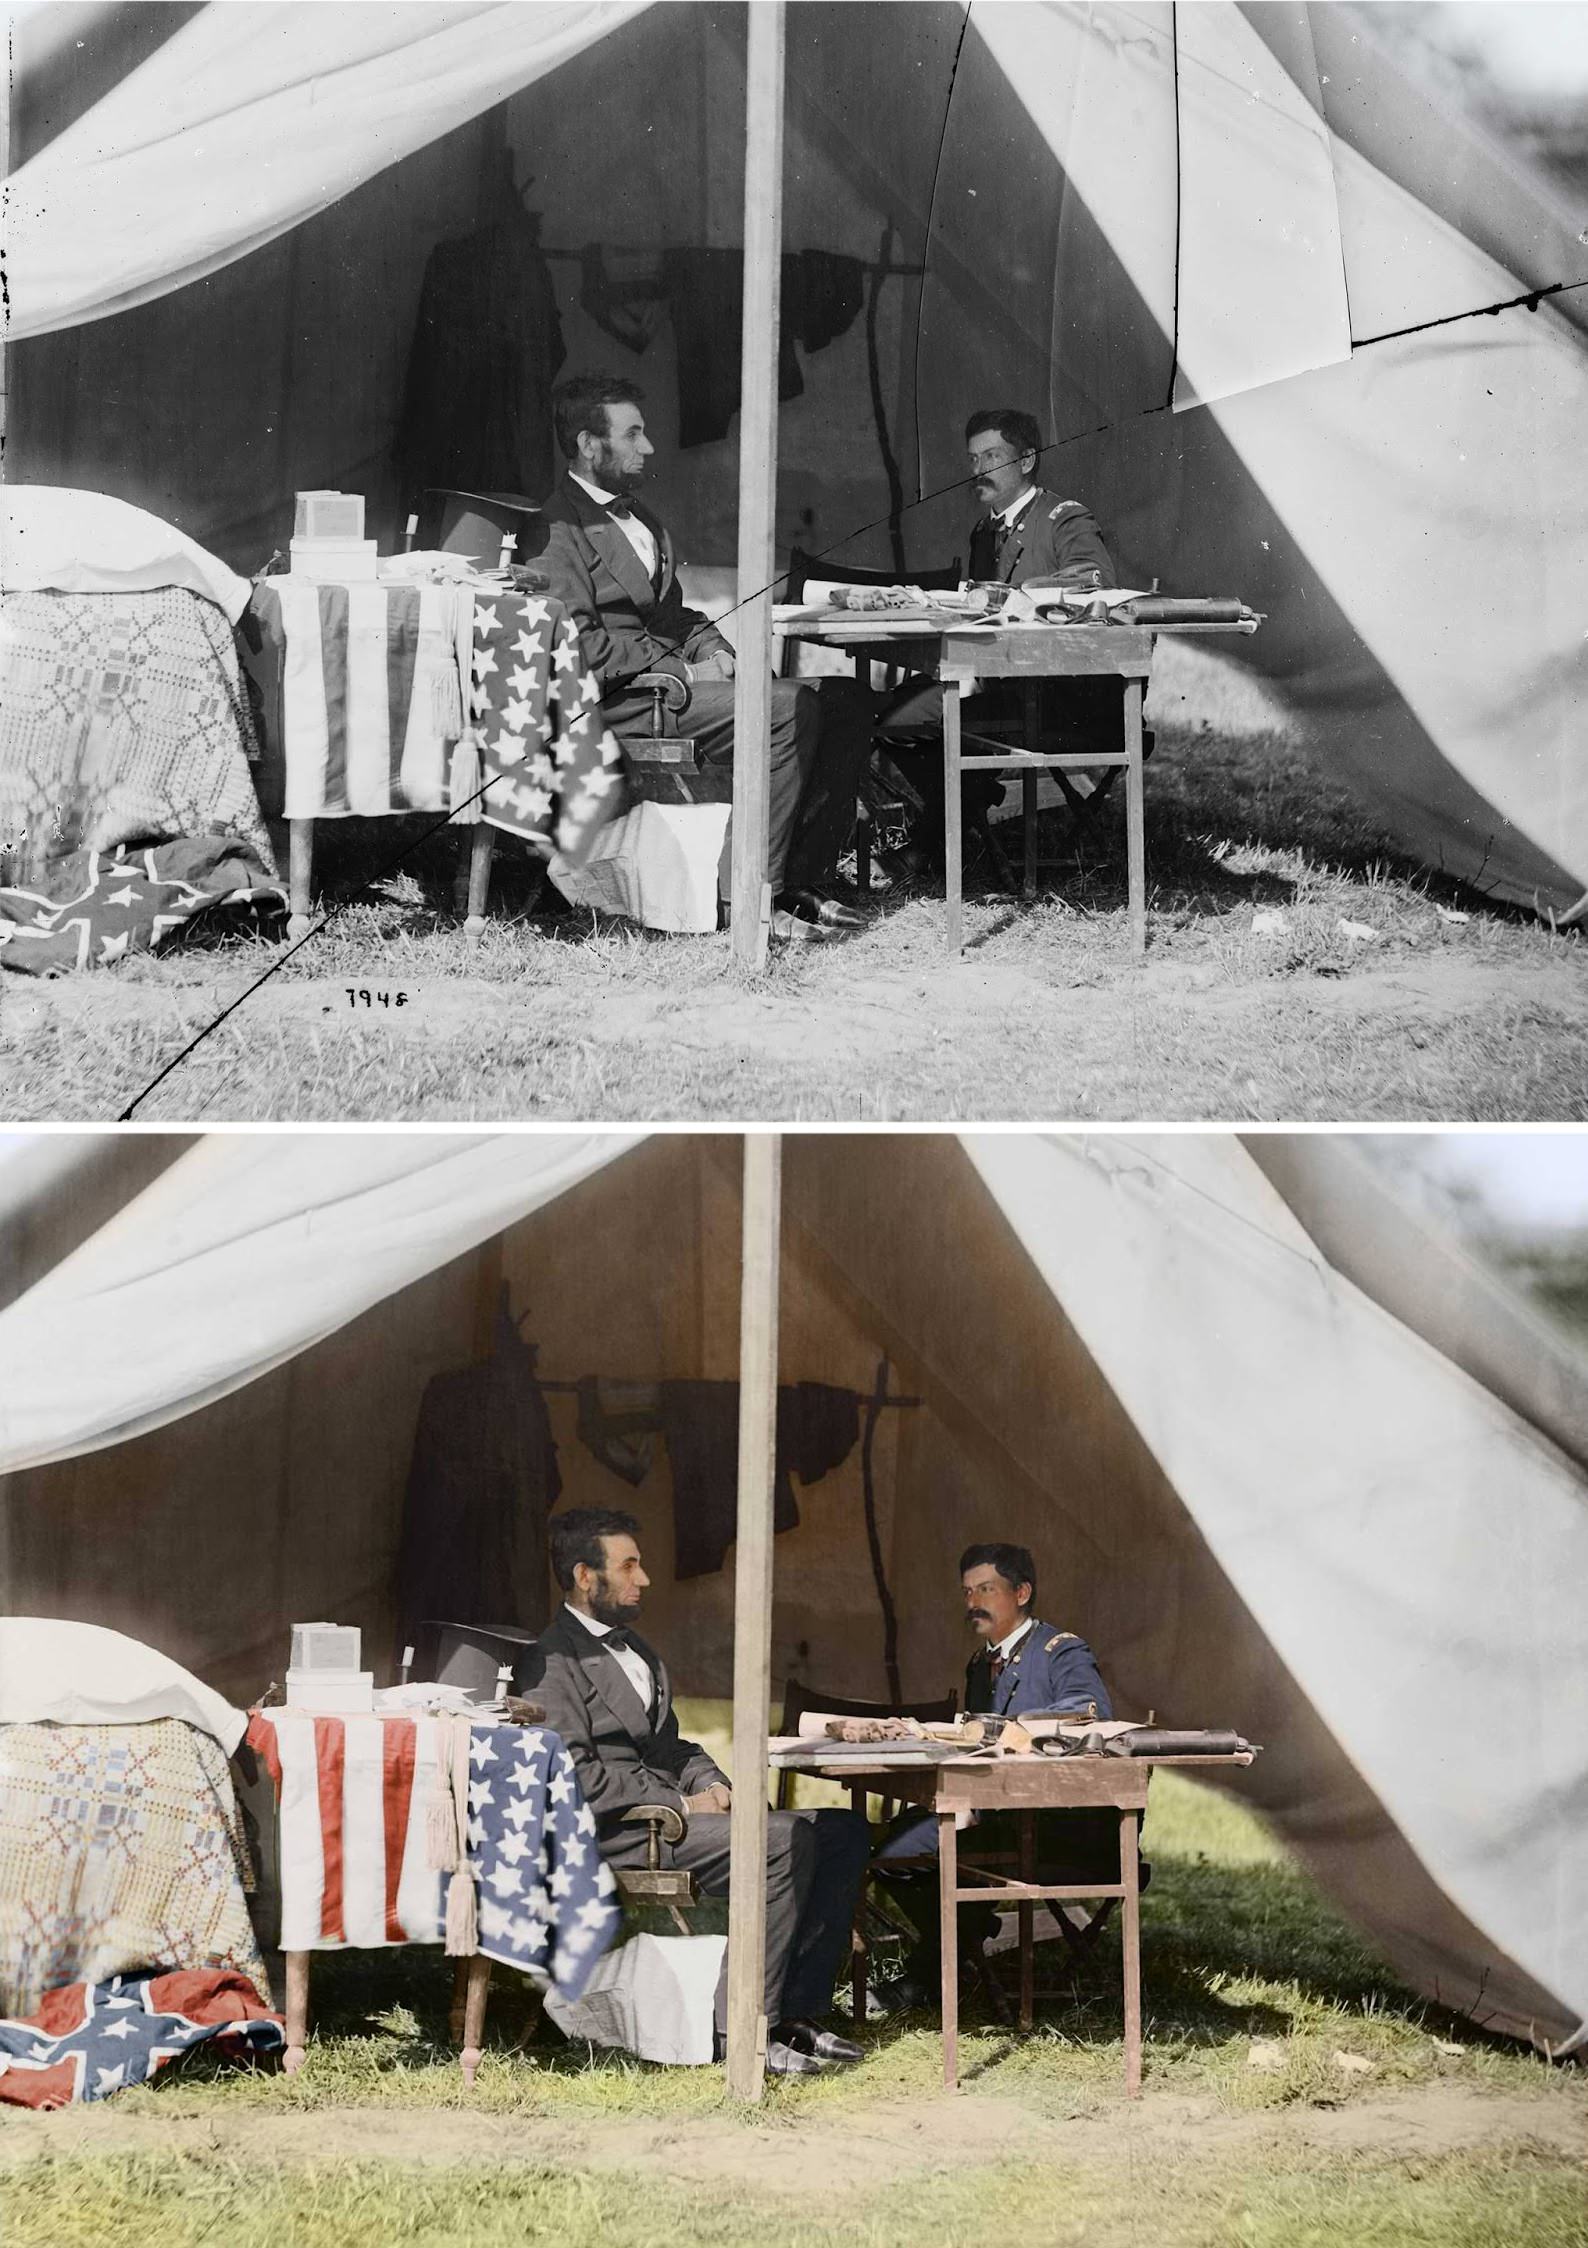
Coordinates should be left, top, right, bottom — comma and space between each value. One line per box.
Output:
0, 1971, 283, 2109
245, 1712, 619, 1999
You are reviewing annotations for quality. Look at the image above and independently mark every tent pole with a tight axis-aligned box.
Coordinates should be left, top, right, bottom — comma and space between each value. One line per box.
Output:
724, 1130, 783, 2101
728, 0, 786, 971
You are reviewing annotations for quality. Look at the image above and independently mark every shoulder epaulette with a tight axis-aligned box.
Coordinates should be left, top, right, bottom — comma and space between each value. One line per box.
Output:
1048, 500, 1084, 519
1043, 1632, 1080, 1651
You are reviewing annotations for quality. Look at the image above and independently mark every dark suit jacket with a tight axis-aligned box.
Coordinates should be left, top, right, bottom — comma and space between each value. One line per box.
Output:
524, 1604, 727, 1835
527, 473, 731, 697
967, 486, 1117, 591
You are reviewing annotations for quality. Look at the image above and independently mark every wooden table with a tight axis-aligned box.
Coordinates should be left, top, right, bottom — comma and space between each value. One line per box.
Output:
777, 1747, 1249, 2096
789, 619, 1154, 956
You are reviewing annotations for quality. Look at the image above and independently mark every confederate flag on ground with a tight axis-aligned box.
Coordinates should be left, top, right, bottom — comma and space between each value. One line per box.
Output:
0, 1970, 284, 2108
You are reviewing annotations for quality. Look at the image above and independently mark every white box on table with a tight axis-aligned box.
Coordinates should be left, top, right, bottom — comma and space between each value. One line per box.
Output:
284, 1668, 375, 1714
290, 536, 379, 582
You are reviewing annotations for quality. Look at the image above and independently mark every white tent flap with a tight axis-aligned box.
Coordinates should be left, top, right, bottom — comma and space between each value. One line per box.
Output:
962, 1131, 1588, 2048
0, 1132, 640, 1472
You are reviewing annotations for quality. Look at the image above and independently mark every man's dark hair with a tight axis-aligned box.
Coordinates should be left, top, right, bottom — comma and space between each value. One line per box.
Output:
964, 407, 1044, 463
550, 1506, 643, 1591
553, 372, 646, 462
959, 1541, 1037, 1608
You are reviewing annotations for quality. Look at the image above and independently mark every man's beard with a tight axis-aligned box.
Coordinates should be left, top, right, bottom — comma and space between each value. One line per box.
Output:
593, 442, 645, 497
587, 1574, 636, 1628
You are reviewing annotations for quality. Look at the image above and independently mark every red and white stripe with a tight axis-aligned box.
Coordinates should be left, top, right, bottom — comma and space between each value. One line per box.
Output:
249, 1713, 443, 1951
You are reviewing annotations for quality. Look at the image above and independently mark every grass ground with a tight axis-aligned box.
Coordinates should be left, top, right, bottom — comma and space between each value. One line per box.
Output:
4, 1728, 1583, 2248
2, 655, 1583, 1121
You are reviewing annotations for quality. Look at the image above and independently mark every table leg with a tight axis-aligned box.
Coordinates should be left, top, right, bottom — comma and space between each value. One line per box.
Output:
283, 1949, 310, 2074
944, 680, 964, 955
1121, 1808, 1142, 2097
287, 820, 314, 942
939, 1809, 959, 2091
464, 820, 495, 941
849, 1778, 869, 2028
1018, 1811, 1036, 2031
855, 806, 872, 898
1022, 770, 1039, 901
460, 1953, 491, 2087
1124, 678, 1146, 960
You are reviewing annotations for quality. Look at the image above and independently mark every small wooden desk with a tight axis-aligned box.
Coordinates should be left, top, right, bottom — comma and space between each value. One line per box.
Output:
789, 619, 1154, 957
777, 1747, 1248, 2096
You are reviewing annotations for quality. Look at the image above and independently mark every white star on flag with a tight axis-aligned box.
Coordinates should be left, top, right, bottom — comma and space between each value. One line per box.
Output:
497, 1831, 530, 1864
596, 1864, 617, 1896
27, 2041, 54, 2062
485, 1862, 525, 1899
100, 2018, 139, 2040
471, 686, 493, 718
576, 1898, 612, 1931
528, 754, 556, 788
517, 786, 554, 823
562, 1926, 595, 1956
502, 695, 536, 732
546, 1863, 575, 1899
492, 731, 529, 766
514, 628, 548, 662
467, 1817, 487, 1849
504, 1801, 537, 1834
102, 883, 142, 909
516, 1915, 549, 1953
94, 2064, 127, 2096
552, 638, 581, 676
508, 666, 539, 696
510, 1759, 541, 1792
469, 1736, 498, 1770
98, 931, 131, 963
474, 603, 499, 637
578, 673, 602, 706
575, 1804, 597, 1838
472, 644, 499, 681
548, 1770, 575, 1805
479, 1898, 514, 1941
560, 1836, 587, 1867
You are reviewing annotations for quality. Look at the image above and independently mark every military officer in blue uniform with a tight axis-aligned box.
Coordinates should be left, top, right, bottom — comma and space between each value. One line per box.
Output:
872, 1540, 1121, 2010
874, 407, 1126, 877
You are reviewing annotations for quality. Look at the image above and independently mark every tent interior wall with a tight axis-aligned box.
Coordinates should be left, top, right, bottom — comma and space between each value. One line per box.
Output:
1, 1130, 1575, 2050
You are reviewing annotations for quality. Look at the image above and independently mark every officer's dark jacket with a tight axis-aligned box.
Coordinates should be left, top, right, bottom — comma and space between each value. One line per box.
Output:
965, 1618, 1113, 1721
967, 486, 1117, 592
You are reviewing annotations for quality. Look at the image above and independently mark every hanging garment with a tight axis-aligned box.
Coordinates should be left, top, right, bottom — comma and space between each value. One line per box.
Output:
662, 250, 865, 448
394, 216, 565, 507
395, 1291, 561, 1659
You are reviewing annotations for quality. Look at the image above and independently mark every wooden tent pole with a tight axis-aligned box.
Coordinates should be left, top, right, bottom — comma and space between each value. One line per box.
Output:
728, 0, 786, 971
724, 1131, 783, 2101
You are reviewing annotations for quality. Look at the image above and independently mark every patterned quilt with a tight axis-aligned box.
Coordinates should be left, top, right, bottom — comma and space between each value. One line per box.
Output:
0, 1719, 268, 2017
0, 588, 273, 885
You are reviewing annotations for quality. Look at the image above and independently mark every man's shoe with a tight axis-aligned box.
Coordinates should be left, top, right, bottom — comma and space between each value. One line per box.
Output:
769, 906, 841, 945
764, 2036, 832, 2077
776, 2019, 862, 2065
775, 886, 866, 931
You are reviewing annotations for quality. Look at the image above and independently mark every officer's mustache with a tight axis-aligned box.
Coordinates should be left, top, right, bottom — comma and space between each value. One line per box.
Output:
967, 1607, 993, 1623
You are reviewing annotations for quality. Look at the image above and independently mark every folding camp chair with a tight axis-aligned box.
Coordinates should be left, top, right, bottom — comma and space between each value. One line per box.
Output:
775, 1679, 960, 2022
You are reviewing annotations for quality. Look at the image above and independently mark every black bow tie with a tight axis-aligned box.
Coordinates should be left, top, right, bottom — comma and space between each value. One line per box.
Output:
606, 497, 635, 519
603, 1627, 635, 1650
986, 1647, 1009, 1680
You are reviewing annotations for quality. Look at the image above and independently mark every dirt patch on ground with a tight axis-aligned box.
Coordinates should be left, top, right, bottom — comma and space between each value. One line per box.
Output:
5, 2082, 1582, 2189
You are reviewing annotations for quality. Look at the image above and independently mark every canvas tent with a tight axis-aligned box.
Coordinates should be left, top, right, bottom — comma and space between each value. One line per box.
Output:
0, 1127, 1583, 2061
6, 1, 1586, 918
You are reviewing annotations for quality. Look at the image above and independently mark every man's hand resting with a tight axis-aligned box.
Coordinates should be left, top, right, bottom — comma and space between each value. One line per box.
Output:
684, 1783, 733, 1815
689, 651, 736, 683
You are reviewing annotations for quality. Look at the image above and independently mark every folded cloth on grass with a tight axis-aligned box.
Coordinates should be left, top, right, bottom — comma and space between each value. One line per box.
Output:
0, 836, 283, 973
0, 1970, 283, 2108
0, 1719, 268, 2016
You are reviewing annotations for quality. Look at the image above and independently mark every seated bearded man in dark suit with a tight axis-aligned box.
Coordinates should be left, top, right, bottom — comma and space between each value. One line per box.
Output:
532, 373, 875, 942
525, 1507, 872, 2076
874, 406, 1121, 876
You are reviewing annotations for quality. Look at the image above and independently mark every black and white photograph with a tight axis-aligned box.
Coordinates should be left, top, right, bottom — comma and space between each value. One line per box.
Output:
0, 0, 1583, 1120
